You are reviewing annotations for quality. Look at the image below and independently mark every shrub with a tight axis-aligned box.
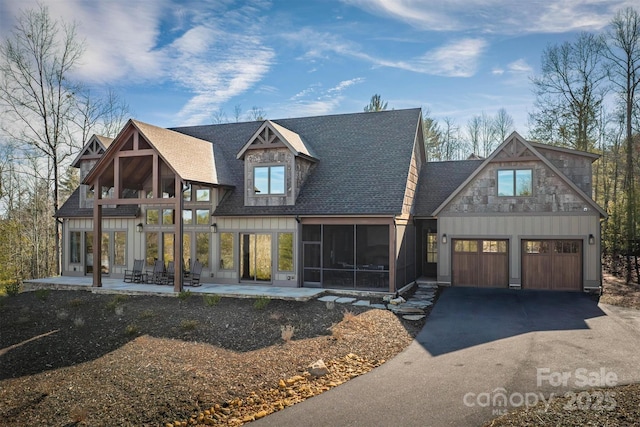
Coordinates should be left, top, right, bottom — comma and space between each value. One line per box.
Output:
342, 309, 356, 322
35, 288, 50, 301
4, 281, 21, 297
114, 305, 124, 316
280, 324, 295, 342
56, 309, 69, 320
106, 294, 128, 310
70, 406, 88, 423
125, 324, 139, 336
178, 290, 192, 301
253, 296, 270, 310
180, 319, 199, 331
203, 294, 221, 306
139, 309, 155, 319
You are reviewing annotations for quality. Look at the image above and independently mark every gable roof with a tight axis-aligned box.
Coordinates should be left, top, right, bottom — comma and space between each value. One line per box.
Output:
174, 108, 423, 216
236, 120, 318, 161
130, 120, 219, 185
71, 134, 113, 168
414, 159, 483, 217
431, 132, 607, 217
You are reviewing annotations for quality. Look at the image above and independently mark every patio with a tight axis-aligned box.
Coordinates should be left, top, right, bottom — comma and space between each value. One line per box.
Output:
23, 276, 326, 302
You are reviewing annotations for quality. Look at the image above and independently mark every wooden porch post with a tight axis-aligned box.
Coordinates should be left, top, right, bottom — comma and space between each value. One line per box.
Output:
174, 177, 183, 292
92, 177, 102, 288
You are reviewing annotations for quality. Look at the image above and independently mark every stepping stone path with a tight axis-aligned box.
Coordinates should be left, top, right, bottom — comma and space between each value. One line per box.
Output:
318, 282, 438, 321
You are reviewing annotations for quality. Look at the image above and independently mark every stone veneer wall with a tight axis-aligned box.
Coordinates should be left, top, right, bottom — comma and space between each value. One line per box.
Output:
442, 160, 592, 214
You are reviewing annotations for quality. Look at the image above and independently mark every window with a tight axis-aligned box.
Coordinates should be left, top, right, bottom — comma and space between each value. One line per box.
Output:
482, 240, 507, 253
183, 210, 193, 225
220, 232, 234, 270
498, 169, 532, 196
163, 233, 174, 264
70, 231, 81, 264
114, 231, 126, 266
196, 209, 210, 225
196, 188, 210, 202
146, 209, 159, 225
162, 209, 174, 225
146, 232, 158, 266
454, 240, 478, 252
278, 232, 294, 271
525, 241, 549, 254
196, 232, 209, 268
426, 233, 438, 263
254, 165, 285, 195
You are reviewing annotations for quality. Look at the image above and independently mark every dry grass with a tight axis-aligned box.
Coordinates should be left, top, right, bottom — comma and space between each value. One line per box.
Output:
280, 324, 295, 342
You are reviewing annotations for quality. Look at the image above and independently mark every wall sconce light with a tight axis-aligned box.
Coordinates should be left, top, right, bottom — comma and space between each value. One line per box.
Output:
442, 234, 447, 244
136, 223, 143, 233
588, 234, 595, 245
211, 222, 218, 233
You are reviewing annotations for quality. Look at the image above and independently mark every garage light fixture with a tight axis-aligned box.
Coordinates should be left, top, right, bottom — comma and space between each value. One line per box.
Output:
588, 234, 595, 245
136, 223, 143, 233
441, 234, 447, 244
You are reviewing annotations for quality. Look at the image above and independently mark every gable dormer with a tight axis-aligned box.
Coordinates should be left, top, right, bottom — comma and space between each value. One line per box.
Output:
237, 121, 317, 207
71, 134, 114, 208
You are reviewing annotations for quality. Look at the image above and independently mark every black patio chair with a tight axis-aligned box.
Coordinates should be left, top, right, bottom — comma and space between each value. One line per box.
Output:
146, 260, 165, 284
124, 259, 145, 283
184, 261, 203, 287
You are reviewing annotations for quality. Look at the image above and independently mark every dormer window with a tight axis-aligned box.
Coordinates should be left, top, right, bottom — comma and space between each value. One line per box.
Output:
254, 165, 285, 195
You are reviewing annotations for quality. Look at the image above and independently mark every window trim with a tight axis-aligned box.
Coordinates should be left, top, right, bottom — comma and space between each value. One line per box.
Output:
253, 165, 286, 195
497, 168, 533, 197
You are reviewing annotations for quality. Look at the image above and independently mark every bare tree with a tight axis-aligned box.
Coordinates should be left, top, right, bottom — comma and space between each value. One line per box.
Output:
233, 104, 242, 123
247, 106, 266, 121
494, 108, 515, 143
479, 112, 497, 157
442, 117, 462, 160
604, 7, 640, 284
211, 108, 228, 124
0, 4, 85, 275
364, 94, 388, 112
529, 32, 608, 151
466, 115, 481, 156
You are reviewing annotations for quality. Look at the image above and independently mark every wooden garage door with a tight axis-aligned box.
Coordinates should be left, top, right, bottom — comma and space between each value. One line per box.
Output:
452, 239, 509, 287
522, 240, 582, 291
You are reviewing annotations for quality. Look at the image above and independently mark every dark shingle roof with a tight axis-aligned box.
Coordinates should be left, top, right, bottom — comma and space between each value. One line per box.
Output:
56, 188, 139, 218
414, 159, 483, 217
174, 108, 422, 216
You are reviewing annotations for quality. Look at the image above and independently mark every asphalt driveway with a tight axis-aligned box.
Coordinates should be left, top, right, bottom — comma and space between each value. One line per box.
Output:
256, 287, 640, 426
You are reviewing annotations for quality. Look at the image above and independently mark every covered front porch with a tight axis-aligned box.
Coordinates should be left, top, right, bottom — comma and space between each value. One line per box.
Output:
24, 276, 325, 302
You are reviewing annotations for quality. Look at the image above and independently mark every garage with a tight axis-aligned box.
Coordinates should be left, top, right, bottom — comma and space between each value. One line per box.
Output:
522, 240, 582, 291
452, 239, 509, 287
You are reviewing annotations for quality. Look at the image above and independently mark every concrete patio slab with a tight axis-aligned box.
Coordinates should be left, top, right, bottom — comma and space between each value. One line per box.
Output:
24, 276, 326, 301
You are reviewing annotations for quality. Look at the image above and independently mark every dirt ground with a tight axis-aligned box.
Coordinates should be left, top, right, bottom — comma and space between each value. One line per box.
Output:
0, 288, 425, 426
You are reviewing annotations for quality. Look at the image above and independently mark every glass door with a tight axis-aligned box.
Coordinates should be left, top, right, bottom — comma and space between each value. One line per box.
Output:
240, 233, 272, 282
85, 232, 110, 275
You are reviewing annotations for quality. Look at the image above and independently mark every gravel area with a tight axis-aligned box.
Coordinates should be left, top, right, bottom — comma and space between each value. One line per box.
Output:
0, 289, 425, 426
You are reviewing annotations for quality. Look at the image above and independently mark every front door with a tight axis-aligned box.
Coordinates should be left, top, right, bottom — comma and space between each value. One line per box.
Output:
240, 233, 272, 282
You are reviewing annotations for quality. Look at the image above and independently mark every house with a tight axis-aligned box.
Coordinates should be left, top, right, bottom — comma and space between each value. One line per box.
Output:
56, 108, 605, 293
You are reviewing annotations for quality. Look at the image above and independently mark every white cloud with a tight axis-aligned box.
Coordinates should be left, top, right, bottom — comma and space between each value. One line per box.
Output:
328, 77, 365, 93
507, 59, 533, 74
492, 68, 505, 75
342, 0, 631, 34
281, 77, 364, 117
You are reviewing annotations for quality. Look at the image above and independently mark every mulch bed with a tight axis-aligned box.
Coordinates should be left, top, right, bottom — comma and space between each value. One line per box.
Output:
0, 289, 425, 426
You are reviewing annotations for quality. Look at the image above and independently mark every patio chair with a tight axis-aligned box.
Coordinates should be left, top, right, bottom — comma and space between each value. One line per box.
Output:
146, 260, 165, 284
161, 261, 175, 286
184, 260, 203, 287
124, 259, 145, 283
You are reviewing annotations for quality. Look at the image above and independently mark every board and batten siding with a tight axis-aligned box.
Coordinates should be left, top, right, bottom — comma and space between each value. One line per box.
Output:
214, 216, 298, 286
438, 214, 601, 290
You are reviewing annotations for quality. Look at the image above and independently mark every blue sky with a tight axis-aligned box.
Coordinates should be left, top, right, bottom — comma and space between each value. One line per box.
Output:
0, 0, 635, 134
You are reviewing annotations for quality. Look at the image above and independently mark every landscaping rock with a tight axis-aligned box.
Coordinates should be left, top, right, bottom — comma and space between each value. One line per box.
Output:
389, 296, 406, 305
402, 315, 426, 321
335, 297, 357, 304
318, 295, 338, 302
352, 300, 370, 306
308, 359, 330, 377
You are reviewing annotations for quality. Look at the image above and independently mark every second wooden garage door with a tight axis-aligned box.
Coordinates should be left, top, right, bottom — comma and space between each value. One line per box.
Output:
522, 240, 582, 291
452, 239, 509, 287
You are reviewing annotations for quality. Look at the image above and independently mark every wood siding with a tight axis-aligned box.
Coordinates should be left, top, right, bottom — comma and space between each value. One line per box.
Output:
401, 137, 422, 217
